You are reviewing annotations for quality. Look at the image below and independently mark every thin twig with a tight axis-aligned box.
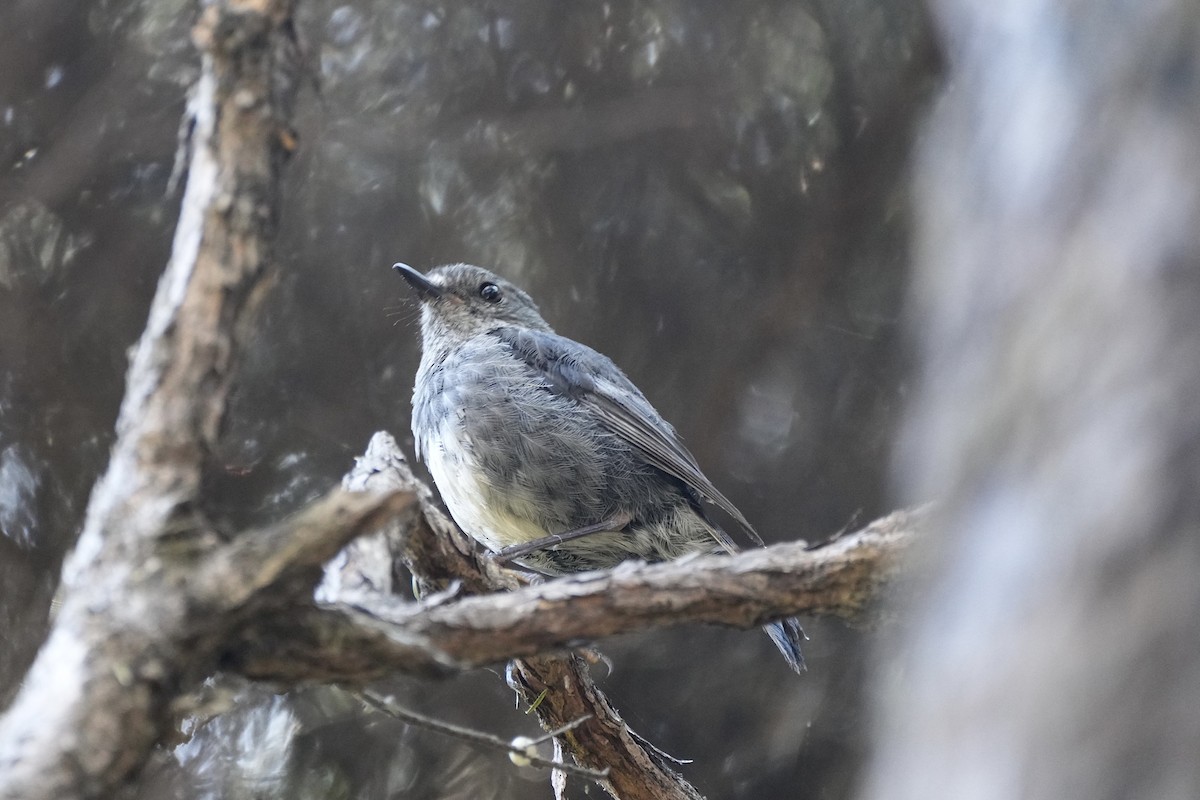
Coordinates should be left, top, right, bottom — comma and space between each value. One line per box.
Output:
357, 690, 609, 783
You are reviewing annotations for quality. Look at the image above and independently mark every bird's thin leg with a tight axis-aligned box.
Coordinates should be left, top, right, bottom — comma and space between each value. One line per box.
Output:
492, 510, 634, 565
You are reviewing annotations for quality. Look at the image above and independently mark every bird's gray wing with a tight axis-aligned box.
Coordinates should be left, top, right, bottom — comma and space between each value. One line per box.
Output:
490, 326, 763, 548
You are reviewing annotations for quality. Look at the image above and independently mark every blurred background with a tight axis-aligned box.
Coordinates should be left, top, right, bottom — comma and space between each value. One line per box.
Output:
0, 1, 940, 798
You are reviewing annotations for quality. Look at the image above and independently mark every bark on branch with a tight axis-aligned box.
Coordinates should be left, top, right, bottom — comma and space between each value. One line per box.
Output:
229, 494, 918, 682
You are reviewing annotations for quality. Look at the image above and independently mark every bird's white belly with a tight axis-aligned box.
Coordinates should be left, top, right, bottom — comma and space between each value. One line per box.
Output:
424, 417, 549, 551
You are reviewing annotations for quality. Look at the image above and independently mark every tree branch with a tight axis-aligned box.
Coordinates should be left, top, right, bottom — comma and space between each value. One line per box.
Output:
197, 488, 415, 609
228, 510, 916, 682
0, 4, 303, 798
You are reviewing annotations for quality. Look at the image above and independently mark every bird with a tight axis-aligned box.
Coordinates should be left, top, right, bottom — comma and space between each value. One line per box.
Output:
395, 262, 805, 673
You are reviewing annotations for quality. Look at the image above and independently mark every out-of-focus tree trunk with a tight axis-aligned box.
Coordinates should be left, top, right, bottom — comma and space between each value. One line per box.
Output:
867, 2, 1200, 799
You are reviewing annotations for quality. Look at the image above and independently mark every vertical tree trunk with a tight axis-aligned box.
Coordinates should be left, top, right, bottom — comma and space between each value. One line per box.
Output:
866, 2, 1200, 799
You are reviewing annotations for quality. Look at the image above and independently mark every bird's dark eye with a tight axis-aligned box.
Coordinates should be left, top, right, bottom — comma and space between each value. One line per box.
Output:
479, 282, 502, 303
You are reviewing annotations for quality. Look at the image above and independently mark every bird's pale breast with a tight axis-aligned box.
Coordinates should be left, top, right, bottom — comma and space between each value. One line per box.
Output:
422, 412, 552, 550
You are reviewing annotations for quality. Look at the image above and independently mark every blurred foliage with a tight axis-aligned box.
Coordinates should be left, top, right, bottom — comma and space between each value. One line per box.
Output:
0, 1, 938, 798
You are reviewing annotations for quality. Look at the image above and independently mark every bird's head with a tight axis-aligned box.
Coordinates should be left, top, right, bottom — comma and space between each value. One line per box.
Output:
394, 262, 553, 346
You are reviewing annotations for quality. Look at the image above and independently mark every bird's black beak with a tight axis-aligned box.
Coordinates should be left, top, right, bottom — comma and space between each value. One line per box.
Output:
393, 263, 444, 301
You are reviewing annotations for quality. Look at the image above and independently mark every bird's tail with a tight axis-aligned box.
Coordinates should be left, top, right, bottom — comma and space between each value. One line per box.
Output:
764, 617, 807, 673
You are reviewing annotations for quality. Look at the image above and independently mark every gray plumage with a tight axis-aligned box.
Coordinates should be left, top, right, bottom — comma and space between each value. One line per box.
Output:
397, 262, 805, 673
